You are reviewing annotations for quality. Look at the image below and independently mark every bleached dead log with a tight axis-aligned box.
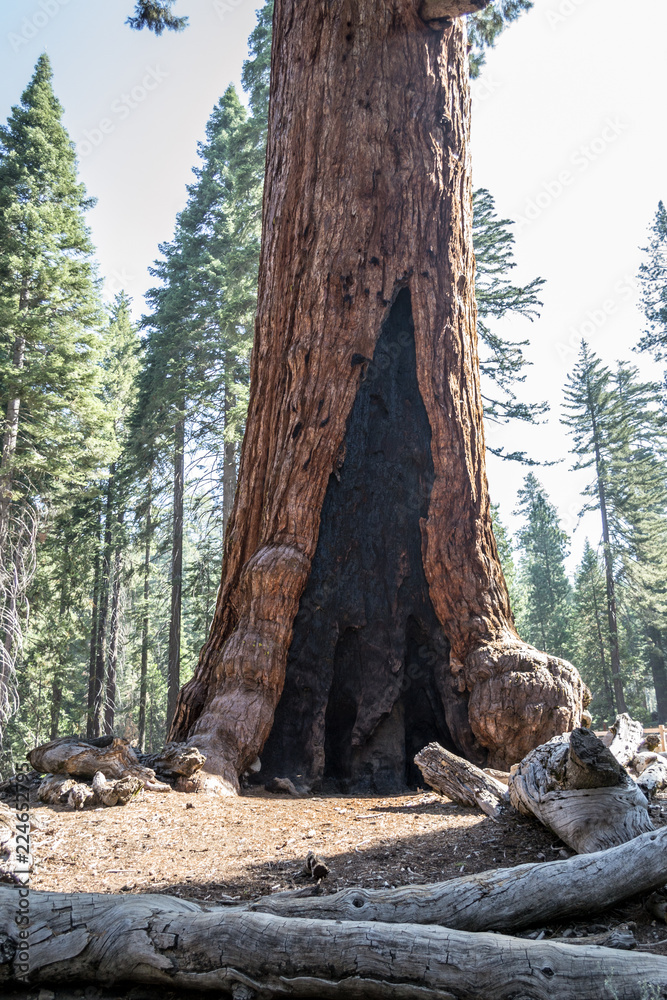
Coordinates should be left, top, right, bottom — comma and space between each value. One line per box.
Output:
251, 827, 667, 932
38, 774, 94, 810
608, 713, 644, 767
1, 888, 666, 999
633, 753, 667, 800
508, 728, 653, 853
28, 735, 169, 791
38, 772, 145, 810
137, 742, 205, 781
414, 742, 508, 819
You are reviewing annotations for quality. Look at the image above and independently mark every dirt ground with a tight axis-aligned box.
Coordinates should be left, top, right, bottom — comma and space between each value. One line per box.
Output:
5, 786, 667, 999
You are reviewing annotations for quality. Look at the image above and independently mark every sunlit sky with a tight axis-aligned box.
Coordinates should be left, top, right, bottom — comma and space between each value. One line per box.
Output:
1, 0, 665, 572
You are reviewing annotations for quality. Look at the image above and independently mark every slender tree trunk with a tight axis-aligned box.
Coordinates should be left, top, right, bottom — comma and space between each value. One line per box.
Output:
139, 477, 152, 752
589, 573, 615, 715
0, 281, 29, 547
50, 544, 70, 740
647, 627, 667, 724
589, 413, 626, 713
167, 414, 185, 732
170, 1, 586, 791
92, 471, 115, 737
86, 500, 102, 738
104, 513, 124, 735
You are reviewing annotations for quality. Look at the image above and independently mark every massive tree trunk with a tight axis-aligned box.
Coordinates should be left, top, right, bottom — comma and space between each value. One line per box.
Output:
170, 0, 586, 792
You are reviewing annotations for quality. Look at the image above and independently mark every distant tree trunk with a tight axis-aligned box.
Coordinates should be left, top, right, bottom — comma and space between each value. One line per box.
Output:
86, 500, 102, 738
139, 477, 152, 752
91, 469, 115, 737
166, 414, 185, 732
590, 414, 626, 714
648, 627, 667, 724
104, 513, 124, 736
589, 570, 615, 715
170, 0, 586, 792
50, 544, 70, 740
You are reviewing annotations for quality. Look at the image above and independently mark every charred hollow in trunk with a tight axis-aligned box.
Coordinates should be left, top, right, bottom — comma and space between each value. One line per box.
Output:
261, 290, 471, 792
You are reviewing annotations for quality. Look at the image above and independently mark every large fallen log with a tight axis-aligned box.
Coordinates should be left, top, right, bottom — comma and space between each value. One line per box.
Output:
27, 735, 169, 791
508, 728, 653, 853
1, 888, 666, 999
414, 742, 508, 819
249, 827, 667, 932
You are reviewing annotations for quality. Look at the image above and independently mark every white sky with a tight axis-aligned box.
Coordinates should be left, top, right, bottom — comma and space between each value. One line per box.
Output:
1, 0, 665, 573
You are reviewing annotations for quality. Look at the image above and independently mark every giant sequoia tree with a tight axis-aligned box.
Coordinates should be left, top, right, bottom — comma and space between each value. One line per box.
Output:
157, 0, 587, 794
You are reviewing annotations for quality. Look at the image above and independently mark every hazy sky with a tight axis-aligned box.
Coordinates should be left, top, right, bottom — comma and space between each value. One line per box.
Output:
1, 0, 665, 570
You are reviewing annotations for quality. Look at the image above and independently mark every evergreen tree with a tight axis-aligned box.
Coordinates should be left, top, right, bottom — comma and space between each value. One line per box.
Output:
473, 188, 546, 461
562, 344, 667, 715
637, 201, 667, 369
467, 1, 534, 77
572, 540, 615, 725
490, 502, 524, 622
126, 0, 188, 33
514, 473, 572, 659
0, 55, 109, 746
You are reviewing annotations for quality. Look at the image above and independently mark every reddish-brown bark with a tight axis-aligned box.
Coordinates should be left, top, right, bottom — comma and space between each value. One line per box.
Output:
170, 0, 587, 792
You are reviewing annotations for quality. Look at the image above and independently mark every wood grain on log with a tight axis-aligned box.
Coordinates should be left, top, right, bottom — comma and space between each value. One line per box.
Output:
169, 2, 586, 790
414, 742, 507, 818
509, 729, 653, 853
634, 753, 667, 800
1, 888, 666, 998
250, 827, 667, 932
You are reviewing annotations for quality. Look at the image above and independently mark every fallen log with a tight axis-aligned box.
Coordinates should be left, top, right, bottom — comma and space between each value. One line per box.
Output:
37, 772, 145, 809
508, 728, 653, 853
28, 735, 169, 791
633, 753, 667, 800
249, 827, 667, 932
414, 742, 508, 819
1, 888, 666, 999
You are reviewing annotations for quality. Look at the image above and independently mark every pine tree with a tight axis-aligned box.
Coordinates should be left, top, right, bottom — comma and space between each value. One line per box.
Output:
514, 473, 572, 659
563, 344, 667, 716
473, 188, 546, 461
572, 540, 615, 725
0, 54, 109, 746
637, 201, 667, 369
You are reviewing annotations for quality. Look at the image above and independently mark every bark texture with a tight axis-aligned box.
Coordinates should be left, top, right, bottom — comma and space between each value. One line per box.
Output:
170, 1, 585, 791
2, 888, 667, 999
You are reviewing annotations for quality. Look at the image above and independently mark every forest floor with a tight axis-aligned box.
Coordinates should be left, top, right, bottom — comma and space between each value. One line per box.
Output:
5, 786, 667, 999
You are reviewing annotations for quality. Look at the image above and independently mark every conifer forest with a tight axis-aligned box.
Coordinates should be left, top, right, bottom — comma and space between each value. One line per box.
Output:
1, 2, 667, 997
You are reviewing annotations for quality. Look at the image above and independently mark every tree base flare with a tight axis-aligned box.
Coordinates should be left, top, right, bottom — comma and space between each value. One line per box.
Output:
465, 638, 589, 769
